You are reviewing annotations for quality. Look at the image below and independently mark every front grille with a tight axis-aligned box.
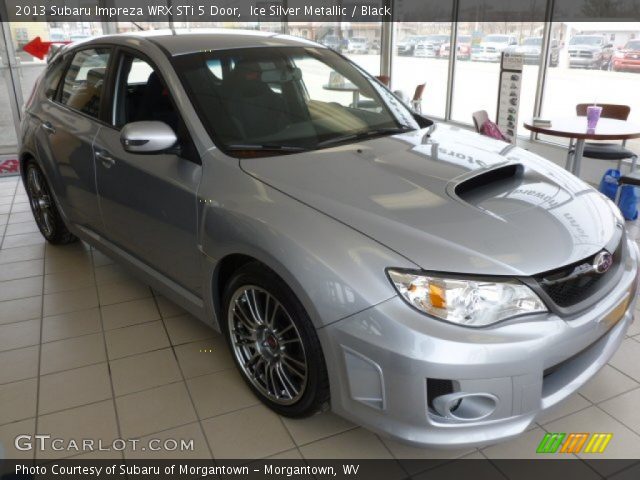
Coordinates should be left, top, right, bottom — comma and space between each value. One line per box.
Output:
534, 245, 622, 309
569, 50, 594, 58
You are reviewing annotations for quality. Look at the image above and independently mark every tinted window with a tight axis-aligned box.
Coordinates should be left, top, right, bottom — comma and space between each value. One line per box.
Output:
174, 47, 418, 156
113, 54, 179, 130
60, 48, 111, 118
569, 36, 603, 46
627, 40, 640, 50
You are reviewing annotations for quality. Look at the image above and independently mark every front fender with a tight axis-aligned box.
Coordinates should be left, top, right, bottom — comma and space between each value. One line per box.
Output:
197, 151, 416, 329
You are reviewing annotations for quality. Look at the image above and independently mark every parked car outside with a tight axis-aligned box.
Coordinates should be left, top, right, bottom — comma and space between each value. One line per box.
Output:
320, 35, 342, 52
368, 39, 381, 54
414, 34, 450, 58
611, 39, 640, 72
20, 31, 638, 449
440, 34, 472, 60
506, 36, 560, 66
471, 34, 518, 62
396, 35, 428, 56
346, 37, 369, 54
568, 35, 614, 69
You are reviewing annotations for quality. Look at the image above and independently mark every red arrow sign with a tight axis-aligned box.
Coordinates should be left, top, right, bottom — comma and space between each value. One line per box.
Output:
23, 36, 71, 60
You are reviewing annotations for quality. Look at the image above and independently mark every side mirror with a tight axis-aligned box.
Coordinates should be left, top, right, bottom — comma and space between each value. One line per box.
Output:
120, 121, 177, 153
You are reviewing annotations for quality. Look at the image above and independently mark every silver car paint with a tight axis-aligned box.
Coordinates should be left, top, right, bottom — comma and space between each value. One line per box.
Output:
19, 31, 638, 448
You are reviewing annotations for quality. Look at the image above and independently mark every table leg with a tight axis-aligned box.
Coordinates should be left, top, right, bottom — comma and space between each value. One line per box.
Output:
352, 91, 360, 107
565, 149, 574, 172
573, 139, 585, 177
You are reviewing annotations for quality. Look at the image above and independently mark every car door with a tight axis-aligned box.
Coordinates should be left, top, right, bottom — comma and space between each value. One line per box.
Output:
35, 47, 112, 230
93, 49, 203, 294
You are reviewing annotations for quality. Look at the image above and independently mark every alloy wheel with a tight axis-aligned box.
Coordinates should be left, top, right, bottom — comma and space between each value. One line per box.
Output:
26, 166, 54, 238
227, 286, 308, 405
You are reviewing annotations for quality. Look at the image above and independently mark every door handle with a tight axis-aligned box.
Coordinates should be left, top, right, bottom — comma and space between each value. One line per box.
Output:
41, 122, 56, 135
95, 151, 116, 169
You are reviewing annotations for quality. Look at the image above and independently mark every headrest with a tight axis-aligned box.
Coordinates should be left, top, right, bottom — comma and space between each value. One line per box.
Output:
85, 67, 105, 86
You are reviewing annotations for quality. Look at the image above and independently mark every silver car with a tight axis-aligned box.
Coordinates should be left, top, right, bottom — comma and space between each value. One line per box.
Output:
20, 31, 638, 448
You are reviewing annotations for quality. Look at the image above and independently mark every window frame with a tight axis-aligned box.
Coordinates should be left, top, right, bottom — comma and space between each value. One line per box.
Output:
43, 53, 70, 101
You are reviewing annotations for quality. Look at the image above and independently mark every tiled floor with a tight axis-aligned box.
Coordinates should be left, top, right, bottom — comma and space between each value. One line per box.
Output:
2, 174, 640, 473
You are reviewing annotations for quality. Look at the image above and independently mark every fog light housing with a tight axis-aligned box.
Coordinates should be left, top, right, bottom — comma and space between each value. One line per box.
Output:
431, 392, 498, 422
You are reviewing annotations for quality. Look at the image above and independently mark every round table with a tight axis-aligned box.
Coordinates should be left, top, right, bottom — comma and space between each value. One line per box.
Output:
523, 117, 640, 177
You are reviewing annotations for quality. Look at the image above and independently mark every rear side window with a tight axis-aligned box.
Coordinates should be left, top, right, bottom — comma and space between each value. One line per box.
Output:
44, 56, 67, 99
60, 48, 111, 119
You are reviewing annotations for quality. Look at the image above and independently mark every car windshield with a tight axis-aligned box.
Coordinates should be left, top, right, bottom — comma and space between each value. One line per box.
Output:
174, 47, 418, 157
351, 38, 366, 44
523, 37, 542, 46
484, 35, 510, 43
570, 36, 603, 45
626, 40, 640, 50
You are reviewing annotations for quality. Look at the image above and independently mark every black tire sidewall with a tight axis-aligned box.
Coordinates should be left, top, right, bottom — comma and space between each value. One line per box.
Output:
24, 161, 76, 245
221, 263, 329, 418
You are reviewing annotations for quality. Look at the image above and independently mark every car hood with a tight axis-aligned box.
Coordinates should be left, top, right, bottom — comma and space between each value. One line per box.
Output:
570, 44, 601, 50
514, 45, 541, 54
240, 124, 620, 277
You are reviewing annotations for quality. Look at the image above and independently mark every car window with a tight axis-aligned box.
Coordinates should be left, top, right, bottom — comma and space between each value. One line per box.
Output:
113, 53, 179, 131
174, 46, 418, 156
59, 48, 110, 119
485, 35, 509, 43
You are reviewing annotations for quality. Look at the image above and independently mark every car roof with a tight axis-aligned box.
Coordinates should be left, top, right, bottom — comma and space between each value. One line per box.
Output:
84, 29, 323, 56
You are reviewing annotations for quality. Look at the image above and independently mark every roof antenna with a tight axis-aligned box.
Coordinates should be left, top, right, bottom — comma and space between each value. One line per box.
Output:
131, 22, 145, 31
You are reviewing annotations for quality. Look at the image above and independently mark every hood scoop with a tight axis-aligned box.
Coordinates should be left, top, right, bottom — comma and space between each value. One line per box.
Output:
453, 164, 524, 203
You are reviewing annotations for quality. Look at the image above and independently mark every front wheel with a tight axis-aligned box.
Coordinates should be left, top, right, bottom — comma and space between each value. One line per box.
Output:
24, 162, 77, 245
222, 263, 330, 417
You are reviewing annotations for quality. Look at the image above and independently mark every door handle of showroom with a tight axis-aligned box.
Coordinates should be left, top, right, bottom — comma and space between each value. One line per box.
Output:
41, 122, 56, 135
95, 151, 116, 168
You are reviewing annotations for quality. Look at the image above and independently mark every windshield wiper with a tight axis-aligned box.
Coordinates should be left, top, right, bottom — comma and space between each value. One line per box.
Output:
226, 144, 308, 152
316, 127, 415, 148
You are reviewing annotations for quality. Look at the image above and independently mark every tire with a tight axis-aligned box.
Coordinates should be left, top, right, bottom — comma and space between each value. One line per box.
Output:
24, 161, 77, 245
221, 262, 330, 417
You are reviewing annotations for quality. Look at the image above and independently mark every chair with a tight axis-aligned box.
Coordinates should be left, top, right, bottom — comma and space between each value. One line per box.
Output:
411, 83, 426, 113
375, 75, 390, 86
472, 110, 490, 133
568, 103, 638, 173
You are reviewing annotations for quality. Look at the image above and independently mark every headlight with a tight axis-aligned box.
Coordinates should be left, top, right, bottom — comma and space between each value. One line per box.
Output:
387, 269, 547, 327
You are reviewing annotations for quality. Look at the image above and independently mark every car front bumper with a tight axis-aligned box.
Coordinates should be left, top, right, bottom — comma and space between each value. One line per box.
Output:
472, 52, 501, 62
612, 59, 640, 71
319, 238, 639, 448
569, 56, 601, 68
415, 50, 438, 57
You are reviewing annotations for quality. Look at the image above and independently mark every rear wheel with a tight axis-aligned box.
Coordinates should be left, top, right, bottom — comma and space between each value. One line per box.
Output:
222, 263, 329, 417
24, 162, 77, 245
